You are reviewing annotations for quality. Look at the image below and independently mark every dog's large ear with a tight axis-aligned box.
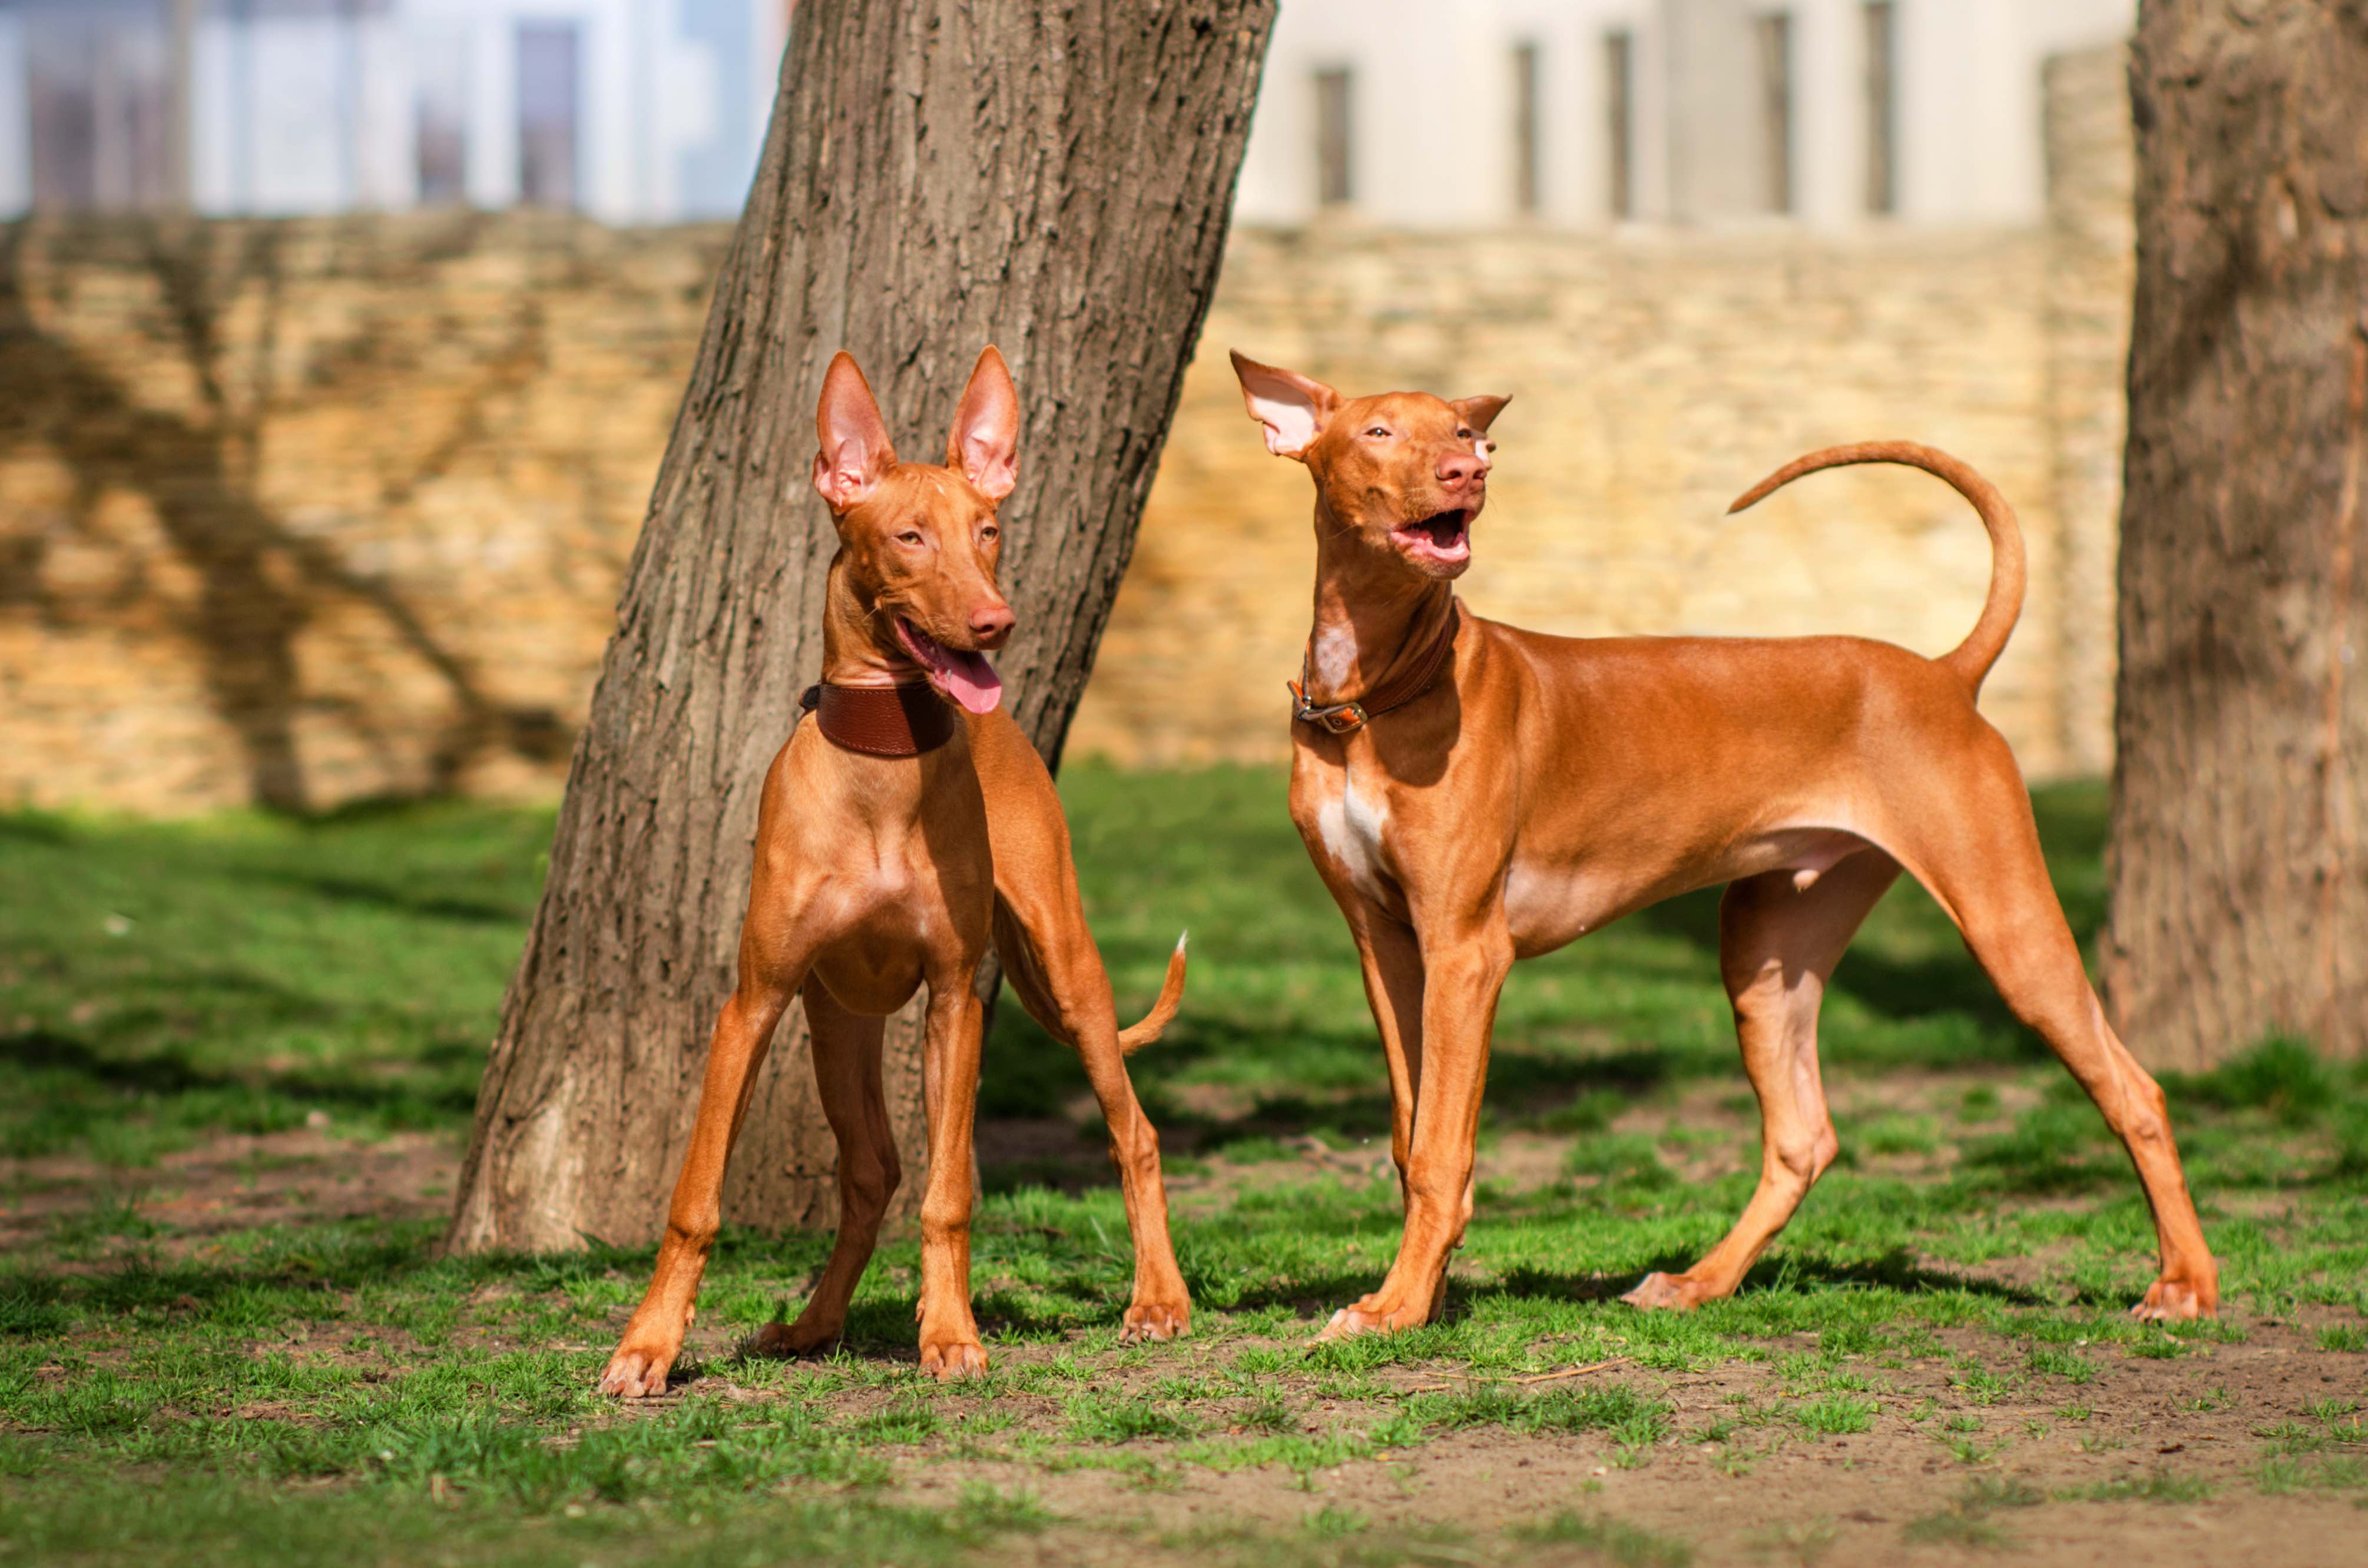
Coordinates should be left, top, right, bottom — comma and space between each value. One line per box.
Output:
1450, 395, 1511, 436
812, 351, 896, 512
1230, 350, 1339, 460
945, 344, 1020, 500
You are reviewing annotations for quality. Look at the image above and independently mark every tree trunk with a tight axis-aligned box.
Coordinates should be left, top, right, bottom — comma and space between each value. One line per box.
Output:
446, 0, 1274, 1252
2102, 0, 2368, 1070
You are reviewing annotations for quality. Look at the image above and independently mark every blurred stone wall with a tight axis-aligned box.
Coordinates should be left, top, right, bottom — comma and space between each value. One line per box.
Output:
0, 214, 727, 813
0, 49, 2131, 813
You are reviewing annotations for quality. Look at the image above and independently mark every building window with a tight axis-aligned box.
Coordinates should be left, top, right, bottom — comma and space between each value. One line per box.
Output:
1755, 11, 1794, 216
1863, 1, 1897, 215
1511, 41, 1541, 216
1604, 30, 1634, 221
516, 22, 580, 208
1314, 67, 1353, 207
25, 10, 173, 212
415, 31, 471, 205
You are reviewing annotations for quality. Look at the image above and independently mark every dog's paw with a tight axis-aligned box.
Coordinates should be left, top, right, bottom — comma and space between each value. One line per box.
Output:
919, 1337, 990, 1381
2129, 1275, 2215, 1322
1119, 1298, 1191, 1344
746, 1319, 838, 1359
1619, 1271, 1720, 1312
1314, 1294, 1425, 1341
597, 1342, 677, 1400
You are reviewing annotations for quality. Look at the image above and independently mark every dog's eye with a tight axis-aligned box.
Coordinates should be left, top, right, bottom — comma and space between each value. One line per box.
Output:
1456, 428, 1474, 440
1364, 425, 1390, 438
897, 530, 925, 546
978, 524, 999, 543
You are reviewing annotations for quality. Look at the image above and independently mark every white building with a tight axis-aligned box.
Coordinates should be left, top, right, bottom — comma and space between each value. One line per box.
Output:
0, 0, 2131, 231
1235, 0, 2135, 230
0, 0, 786, 223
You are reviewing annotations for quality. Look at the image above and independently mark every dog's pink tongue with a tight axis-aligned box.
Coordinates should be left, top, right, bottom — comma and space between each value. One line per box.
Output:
936, 649, 1002, 715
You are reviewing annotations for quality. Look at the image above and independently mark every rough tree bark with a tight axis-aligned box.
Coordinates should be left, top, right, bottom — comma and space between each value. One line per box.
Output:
2102, 0, 2368, 1069
446, 1, 1274, 1252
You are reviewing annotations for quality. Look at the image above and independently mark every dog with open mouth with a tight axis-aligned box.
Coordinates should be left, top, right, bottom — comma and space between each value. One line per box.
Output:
599, 346, 1191, 1394
1228, 348, 2216, 1339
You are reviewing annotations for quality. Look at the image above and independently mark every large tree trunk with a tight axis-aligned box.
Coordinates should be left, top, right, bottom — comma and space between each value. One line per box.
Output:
2102, 0, 2368, 1070
446, 1, 1274, 1252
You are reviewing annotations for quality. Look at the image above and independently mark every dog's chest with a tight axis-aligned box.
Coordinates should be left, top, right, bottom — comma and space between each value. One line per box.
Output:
1307, 766, 1396, 902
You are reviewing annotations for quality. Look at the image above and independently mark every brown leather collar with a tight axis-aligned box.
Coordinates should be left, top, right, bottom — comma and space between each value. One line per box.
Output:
1289, 598, 1462, 735
800, 681, 958, 757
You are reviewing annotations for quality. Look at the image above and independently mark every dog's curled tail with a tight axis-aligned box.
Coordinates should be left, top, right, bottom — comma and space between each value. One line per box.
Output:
1727, 440, 2026, 693
1117, 932, 1189, 1055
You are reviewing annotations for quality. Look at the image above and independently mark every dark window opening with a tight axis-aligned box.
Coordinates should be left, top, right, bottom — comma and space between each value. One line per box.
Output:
516, 22, 579, 208
1755, 12, 1794, 216
415, 38, 469, 204
1604, 30, 1634, 221
1511, 41, 1541, 216
1864, 1, 1897, 214
27, 11, 173, 212
1314, 67, 1353, 207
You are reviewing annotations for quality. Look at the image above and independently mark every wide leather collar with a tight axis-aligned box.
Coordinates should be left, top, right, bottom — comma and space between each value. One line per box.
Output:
799, 681, 958, 757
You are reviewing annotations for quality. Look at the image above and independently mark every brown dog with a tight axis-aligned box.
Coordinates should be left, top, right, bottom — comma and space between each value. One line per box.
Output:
1227, 349, 2218, 1337
599, 347, 1189, 1395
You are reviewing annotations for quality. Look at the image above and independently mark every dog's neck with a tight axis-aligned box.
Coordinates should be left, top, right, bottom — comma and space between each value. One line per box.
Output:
1303, 495, 1457, 708
820, 553, 930, 689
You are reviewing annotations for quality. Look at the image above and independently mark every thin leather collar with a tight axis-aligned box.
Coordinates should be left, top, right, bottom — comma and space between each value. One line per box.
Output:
1288, 598, 1462, 735
799, 681, 958, 757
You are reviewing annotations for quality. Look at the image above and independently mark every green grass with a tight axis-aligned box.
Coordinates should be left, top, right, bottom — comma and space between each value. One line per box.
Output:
6, 771, 2368, 1563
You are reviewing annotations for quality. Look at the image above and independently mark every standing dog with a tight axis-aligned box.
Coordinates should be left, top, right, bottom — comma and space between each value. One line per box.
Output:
1227, 350, 2217, 1337
600, 347, 1190, 1395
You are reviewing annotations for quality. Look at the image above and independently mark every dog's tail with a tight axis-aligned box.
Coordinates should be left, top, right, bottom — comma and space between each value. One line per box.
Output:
1116, 932, 1189, 1055
1727, 440, 2026, 694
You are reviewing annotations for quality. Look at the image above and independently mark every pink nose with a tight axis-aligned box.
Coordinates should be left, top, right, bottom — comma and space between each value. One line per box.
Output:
1436, 452, 1487, 489
971, 602, 1015, 648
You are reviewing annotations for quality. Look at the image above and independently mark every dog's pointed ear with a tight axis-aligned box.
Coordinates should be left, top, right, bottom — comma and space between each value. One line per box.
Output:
813, 351, 896, 512
945, 344, 1020, 500
1451, 394, 1511, 436
1230, 350, 1338, 460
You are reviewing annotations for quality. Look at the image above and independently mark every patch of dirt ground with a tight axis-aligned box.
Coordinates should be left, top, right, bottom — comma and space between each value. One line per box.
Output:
0, 1127, 461, 1254
763, 1317, 2368, 1566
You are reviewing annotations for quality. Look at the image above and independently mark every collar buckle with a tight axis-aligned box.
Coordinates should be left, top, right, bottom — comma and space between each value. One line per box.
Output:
1288, 679, 1369, 734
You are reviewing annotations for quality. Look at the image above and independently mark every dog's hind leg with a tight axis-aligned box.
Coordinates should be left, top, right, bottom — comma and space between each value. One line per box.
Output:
749, 982, 900, 1358
1895, 745, 2217, 1320
1625, 850, 1900, 1311
993, 902, 1192, 1342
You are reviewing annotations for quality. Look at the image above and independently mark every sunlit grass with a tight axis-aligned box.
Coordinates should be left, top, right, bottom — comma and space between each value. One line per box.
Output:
5, 773, 2368, 1563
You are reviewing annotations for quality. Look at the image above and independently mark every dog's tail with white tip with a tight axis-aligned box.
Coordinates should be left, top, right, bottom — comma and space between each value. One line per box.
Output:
1117, 932, 1189, 1055
1726, 440, 2026, 694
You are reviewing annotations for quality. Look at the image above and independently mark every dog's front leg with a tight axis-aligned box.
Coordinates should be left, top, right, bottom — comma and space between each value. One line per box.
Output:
600, 977, 800, 1398
913, 973, 989, 1380
1321, 926, 1511, 1340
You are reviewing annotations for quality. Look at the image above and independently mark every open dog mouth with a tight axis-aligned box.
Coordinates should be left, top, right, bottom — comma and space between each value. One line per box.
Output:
1392, 508, 1472, 567
895, 618, 1003, 715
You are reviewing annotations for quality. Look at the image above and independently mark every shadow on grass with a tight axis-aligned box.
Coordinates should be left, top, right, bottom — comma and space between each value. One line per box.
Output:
1, 1027, 482, 1118
230, 867, 531, 926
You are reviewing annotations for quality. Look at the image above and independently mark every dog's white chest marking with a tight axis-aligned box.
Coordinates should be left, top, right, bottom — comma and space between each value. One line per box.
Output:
1315, 770, 1393, 900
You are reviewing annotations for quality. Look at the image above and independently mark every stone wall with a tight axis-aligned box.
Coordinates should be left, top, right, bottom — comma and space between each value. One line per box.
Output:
0, 214, 728, 813
0, 49, 2133, 814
